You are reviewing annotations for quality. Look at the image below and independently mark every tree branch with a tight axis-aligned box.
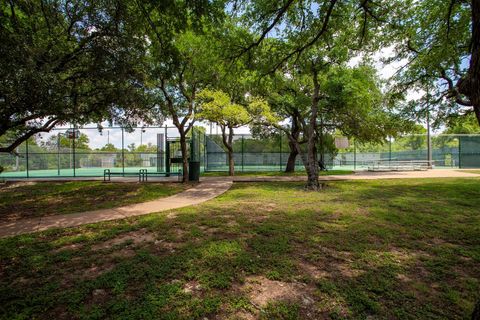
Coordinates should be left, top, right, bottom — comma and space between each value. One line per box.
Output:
231, 0, 296, 59
0, 118, 60, 153
268, 0, 338, 73
446, 0, 457, 40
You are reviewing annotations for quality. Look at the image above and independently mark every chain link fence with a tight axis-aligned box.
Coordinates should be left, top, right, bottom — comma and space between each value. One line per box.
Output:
1, 126, 479, 178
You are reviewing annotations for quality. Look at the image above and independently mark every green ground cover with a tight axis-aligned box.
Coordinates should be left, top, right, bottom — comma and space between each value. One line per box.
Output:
0, 178, 479, 319
460, 170, 480, 175
0, 181, 188, 221
201, 169, 354, 177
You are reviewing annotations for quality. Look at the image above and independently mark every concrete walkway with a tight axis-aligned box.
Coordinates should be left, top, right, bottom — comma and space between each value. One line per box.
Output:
224, 169, 480, 182
0, 180, 232, 238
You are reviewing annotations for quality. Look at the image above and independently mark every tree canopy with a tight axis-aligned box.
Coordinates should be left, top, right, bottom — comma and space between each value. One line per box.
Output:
1, 0, 478, 185
0, 1, 153, 153
386, 0, 480, 126
444, 113, 480, 134
197, 88, 276, 175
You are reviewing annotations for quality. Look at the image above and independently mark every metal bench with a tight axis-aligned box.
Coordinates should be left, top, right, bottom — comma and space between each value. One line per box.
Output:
103, 169, 147, 182
368, 160, 433, 172
103, 169, 182, 182
142, 170, 183, 182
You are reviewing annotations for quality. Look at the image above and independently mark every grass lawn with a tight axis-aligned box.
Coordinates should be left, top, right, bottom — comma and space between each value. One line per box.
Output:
460, 170, 480, 175
0, 178, 479, 319
0, 181, 188, 221
202, 169, 354, 177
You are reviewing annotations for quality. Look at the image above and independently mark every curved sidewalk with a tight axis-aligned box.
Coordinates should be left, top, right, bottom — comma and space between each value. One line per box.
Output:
225, 169, 480, 182
0, 180, 232, 238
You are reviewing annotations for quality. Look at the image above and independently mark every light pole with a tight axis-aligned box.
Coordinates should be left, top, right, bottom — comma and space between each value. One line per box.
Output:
140, 127, 146, 146
389, 136, 392, 163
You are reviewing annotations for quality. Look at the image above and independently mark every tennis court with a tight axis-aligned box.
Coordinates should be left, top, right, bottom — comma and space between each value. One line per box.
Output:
1, 126, 479, 179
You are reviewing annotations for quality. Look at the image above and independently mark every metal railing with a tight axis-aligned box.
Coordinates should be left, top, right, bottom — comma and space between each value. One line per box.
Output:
368, 160, 434, 172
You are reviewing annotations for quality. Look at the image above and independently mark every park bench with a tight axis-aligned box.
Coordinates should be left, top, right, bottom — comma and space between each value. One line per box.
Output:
103, 169, 182, 182
103, 169, 148, 182
368, 160, 433, 172
142, 170, 183, 182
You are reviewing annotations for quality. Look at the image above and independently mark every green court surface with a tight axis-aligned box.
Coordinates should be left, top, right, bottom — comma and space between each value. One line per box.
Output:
0, 167, 166, 178
0, 164, 464, 179
0, 166, 347, 178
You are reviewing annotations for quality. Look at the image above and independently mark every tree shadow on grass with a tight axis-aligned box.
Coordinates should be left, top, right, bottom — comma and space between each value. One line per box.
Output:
0, 182, 184, 221
0, 179, 479, 319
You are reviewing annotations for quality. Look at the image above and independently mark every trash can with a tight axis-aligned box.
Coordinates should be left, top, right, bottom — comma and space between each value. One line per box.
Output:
189, 161, 200, 182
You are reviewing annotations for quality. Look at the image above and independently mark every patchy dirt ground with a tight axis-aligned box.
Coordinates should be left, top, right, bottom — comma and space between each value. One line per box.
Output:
1, 179, 479, 319
0, 181, 186, 221
241, 276, 315, 308
91, 229, 157, 250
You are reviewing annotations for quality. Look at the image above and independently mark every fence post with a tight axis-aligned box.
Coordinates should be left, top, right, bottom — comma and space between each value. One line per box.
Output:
203, 133, 206, 172
279, 133, 282, 171
204, 133, 208, 172
121, 127, 125, 176
166, 141, 171, 176
57, 133, 60, 176
241, 135, 244, 172
165, 126, 170, 176
353, 138, 356, 170
458, 136, 462, 169
389, 138, 392, 163
73, 127, 76, 177
26, 138, 29, 178
190, 127, 194, 161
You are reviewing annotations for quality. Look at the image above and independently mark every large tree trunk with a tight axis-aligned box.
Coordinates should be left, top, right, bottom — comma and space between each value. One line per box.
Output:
471, 0, 480, 125
179, 132, 189, 182
285, 117, 300, 173
472, 299, 480, 320
290, 134, 320, 190
318, 116, 326, 171
286, 68, 321, 190
228, 128, 235, 176
458, 0, 480, 125
285, 145, 298, 172
304, 68, 321, 190
228, 149, 235, 176
305, 141, 319, 190
221, 126, 235, 176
